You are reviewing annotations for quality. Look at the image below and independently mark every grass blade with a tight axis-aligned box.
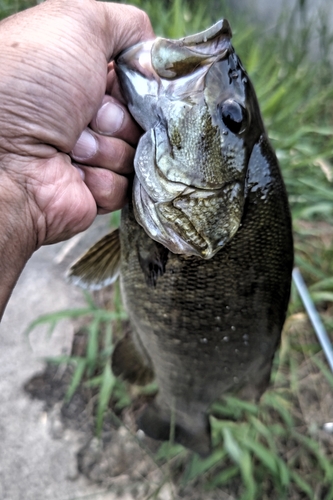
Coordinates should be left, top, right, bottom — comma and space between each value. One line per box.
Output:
65, 358, 86, 402
96, 363, 116, 436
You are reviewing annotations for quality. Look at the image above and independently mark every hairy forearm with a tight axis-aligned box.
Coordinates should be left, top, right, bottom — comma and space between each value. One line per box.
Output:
0, 170, 36, 319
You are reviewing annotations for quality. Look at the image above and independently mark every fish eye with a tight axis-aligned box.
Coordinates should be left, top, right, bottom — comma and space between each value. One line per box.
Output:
221, 100, 247, 134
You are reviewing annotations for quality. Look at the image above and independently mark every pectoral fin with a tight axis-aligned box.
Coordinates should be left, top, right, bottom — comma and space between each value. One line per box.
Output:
138, 240, 169, 288
67, 230, 121, 290
112, 332, 155, 386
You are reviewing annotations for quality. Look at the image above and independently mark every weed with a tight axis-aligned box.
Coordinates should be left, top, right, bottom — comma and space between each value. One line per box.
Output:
26, 290, 130, 436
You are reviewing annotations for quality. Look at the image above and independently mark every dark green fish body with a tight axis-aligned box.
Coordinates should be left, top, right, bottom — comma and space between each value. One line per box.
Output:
69, 20, 293, 455
119, 138, 292, 455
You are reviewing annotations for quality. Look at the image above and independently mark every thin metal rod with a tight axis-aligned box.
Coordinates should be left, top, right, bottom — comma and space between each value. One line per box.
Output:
292, 267, 333, 373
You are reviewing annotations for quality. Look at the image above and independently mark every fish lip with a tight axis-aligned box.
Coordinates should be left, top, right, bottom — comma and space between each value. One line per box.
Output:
178, 19, 232, 45
116, 20, 232, 65
133, 177, 242, 259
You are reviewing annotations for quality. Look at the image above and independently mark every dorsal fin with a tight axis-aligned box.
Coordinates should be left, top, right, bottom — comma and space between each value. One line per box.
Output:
67, 229, 121, 290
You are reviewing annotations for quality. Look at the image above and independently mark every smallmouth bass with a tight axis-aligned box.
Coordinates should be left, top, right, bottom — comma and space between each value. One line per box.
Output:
69, 20, 293, 456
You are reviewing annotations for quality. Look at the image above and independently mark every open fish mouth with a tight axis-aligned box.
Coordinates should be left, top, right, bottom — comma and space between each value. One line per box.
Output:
133, 177, 244, 259
117, 19, 232, 80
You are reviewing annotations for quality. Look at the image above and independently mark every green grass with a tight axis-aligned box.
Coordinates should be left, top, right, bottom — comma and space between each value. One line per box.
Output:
0, 0, 37, 19
26, 288, 130, 436
6, 0, 333, 498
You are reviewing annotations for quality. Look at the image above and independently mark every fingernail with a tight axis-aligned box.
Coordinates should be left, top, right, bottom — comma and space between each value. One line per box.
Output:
71, 129, 97, 160
96, 101, 125, 135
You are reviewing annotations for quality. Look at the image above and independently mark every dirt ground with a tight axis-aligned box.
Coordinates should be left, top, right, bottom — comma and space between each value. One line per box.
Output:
0, 216, 135, 500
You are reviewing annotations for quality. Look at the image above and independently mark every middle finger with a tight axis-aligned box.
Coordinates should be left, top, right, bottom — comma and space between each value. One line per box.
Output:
70, 128, 135, 175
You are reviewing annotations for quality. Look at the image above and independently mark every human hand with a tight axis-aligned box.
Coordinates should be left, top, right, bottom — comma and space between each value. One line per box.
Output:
0, 0, 154, 317
0, 0, 154, 248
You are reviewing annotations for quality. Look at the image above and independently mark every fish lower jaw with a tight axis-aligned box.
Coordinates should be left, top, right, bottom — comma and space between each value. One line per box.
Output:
158, 203, 232, 259
155, 204, 221, 259
158, 203, 206, 247
133, 183, 222, 259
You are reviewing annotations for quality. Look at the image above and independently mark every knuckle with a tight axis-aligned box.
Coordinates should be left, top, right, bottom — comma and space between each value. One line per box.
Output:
139, 10, 154, 40
127, 6, 153, 41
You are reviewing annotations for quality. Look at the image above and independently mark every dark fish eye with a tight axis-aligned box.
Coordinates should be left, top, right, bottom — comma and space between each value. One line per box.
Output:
221, 100, 247, 134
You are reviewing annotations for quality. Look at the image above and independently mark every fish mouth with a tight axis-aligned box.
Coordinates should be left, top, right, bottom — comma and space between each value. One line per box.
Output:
116, 19, 232, 86
133, 177, 244, 259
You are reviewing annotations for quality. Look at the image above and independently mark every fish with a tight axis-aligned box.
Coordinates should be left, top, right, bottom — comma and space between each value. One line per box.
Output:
68, 20, 293, 456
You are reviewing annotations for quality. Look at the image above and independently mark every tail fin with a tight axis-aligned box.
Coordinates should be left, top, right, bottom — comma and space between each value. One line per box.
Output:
137, 401, 211, 457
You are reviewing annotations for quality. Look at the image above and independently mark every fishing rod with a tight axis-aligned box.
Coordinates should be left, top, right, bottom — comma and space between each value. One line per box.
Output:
292, 267, 333, 373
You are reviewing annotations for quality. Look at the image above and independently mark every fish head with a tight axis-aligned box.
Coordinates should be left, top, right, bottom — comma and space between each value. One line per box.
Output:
116, 20, 265, 259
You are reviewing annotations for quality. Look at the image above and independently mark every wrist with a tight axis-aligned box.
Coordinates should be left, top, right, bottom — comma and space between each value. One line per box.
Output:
0, 167, 39, 318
